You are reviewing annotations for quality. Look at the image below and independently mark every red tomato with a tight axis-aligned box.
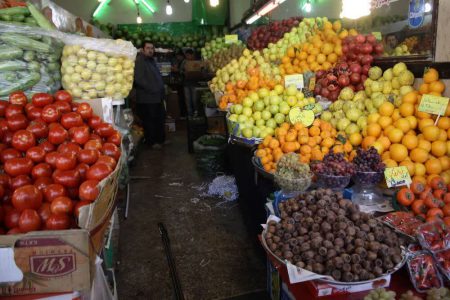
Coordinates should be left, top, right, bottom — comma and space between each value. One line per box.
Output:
97, 155, 117, 169
107, 131, 121, 146
0, 173, 11, 188
102, 143, 121, 161
58, 142, 81, 156
55, 152, 77, 171
79, 179, 99, 202
50, 196, 73, 215
2, 131, 12, 145
33, 176, 53, 191
18, 209, 41, 233
61, 112, 83, 129
2, 189, 12, 205
32, 93, 54, 107
7, 227, 22, 235
95, 123, 114, 137
43, 183, 67, 203
54, 90, 72, 103
26, 146, 46, 163
39, 140, 55, 153
0, 101, 7, 117
76, 103, 93, 119
11, 185, 42, 211
0, 148, 21, 163
41, 104, 61, 123
5, 104, 24, 119
89, 134, 102, 142
69, 126, 90, 145
48, 124, 68, 145
52, 169, 80, 188
76, 163, 89, 181
27, 121, 48, 139
74, 200, 91, 217
88, 116, 102, 129
9, 91, 27, 106
7, 114, 28, 131
11, 175, 31, 191
86, 163, 112, 181
12, 129, 36, 151
4, 157, 33, 177
84, 139, 102, 151
38, 202, 51, 222
26, 107, 42, 120
77, 149, 99, 165
4, 209, 20, 228
54, 101, 71, 114
31, 163, 53, 179
71, 102, 80, 112
46, 213, 70, 230
45, 151, 59, 169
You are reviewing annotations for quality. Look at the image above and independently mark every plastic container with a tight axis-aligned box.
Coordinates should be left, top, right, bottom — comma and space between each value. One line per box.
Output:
314, 173, 351, 190
274, 173, 312, 195
417, 220, 450, 252
352, 171, 384, 206
434, 248, 450, 280
407, 251, 443, 292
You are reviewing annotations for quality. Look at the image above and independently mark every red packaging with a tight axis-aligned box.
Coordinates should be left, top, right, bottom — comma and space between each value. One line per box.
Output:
417, 220, 450, 252
434, 248, 450, 280
407, 251, 443, 292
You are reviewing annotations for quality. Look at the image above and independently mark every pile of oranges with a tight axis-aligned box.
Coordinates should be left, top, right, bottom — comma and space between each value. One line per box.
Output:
279, 20, 348, 74
419, 68, 446, 97
255, 120, 353, 172
361, 72, 450, 184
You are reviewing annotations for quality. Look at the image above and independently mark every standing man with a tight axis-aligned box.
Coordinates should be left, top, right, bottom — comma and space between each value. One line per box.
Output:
134, 41, 166, 149
180, 49, 197, 117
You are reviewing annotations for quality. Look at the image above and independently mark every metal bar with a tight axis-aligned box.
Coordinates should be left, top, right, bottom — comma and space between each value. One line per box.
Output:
125, 183, 130, 219
158, 223, 184, 300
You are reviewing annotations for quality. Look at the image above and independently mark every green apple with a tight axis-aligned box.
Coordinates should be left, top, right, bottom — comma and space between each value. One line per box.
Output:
269, 105, 279, 115
258, 88, 269, 98
330, 118, 337, 128
345, 123, 360, 135
253, 100, 265, 112
266, 127, 274, 136
321, 111, 332, 121
261, 110, 272, 121
242, 97, 254, 108
269, 90, 278, 97
253, 111, 262, 121
274, 113, 285, 124
237, 115, 247, 123
357, 116, 367, 129
245, 119, 255, 127
234, 104, 243, 115
242, 107, 253, 117
279, 103, 291, 115
249, 91, 259, 102
266, 118, 277, 129
256, 119, 265, 127
270, 95, 281, 105
252, 127, 261, 138
296, 91, 305, 101
263, 96, 270, 106
260, 128, 270, 138
228, 114, 238, 122
242, 128, 253, 138
337, 118, 351, 131
286, 84, 297, 96
286, 96, 297, 107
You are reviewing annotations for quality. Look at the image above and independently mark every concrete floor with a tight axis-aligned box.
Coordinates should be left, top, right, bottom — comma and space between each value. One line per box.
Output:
116, 128, 267, 300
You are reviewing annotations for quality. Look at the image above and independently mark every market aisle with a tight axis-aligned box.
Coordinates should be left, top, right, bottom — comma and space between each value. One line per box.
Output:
116, 127, 266, 300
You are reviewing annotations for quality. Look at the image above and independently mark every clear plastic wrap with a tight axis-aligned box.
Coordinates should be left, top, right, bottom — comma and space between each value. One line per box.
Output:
407, 251, 443, 292
0, 22, 62, 98
59, 34, 137, 100
417, 220, 450, 252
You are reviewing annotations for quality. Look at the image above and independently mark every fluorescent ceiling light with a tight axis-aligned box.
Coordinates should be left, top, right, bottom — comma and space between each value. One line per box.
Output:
137, 15, 142, 23
303, 0, 311, 13
141, 0, 155, 13
166, 2, 173, 15
184, 0, 190, 2
340, 0, 371, 19
93, 0, 109, 17
258, 1, 278, 16
210, 0, 219, 7
246, 14, 261, 24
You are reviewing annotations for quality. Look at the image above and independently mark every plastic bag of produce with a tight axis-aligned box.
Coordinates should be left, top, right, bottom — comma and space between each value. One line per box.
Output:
0, 22, 63, 98
59, 33, 137, 100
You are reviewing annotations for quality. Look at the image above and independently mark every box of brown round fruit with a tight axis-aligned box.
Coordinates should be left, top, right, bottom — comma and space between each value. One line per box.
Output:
261, 188, 408, 287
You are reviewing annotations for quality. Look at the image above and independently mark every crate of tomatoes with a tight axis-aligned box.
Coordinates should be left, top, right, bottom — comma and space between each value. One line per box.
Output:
0, 90, 122, 297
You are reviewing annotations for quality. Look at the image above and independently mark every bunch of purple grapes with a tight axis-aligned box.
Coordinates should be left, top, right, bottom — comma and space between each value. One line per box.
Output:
353, 147, 385, 172
312, 151, 355, 176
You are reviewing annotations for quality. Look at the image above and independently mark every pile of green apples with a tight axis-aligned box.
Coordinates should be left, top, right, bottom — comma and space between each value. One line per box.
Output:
228, 85, 323, 139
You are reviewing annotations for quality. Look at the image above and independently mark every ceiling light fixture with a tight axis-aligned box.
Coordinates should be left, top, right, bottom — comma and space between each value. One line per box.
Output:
245, 14, 261, 24
184, 0, 190, 3
244, 0, 283, 24
340, 0, 371, 19
303, 0, 312, 13
93, 0, 110, 18
210, 0, 219, 7
166, 0, 173, 15
137, 14, 142, 23
424, 1, 432, 12
141, 0, 155, 13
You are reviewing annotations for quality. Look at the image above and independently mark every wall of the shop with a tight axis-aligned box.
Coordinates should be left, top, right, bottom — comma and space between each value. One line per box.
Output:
435, 0, 450, 62
52, 0, 192, 24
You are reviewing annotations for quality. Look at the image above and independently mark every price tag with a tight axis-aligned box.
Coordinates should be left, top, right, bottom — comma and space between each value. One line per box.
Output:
384, 166, 412, 188
308, 77, 316, 91
284, 74, 304, 89
289, 107, 314, 127
225, 34, 238, 44
372, 32, 382, 41
418, 94, 449, 116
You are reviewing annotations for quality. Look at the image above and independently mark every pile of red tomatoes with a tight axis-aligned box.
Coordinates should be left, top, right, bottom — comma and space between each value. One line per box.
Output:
0, 90, 121, 235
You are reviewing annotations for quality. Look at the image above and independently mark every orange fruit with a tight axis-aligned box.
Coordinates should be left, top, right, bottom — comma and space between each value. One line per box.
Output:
431, 140, 447, 157
391, 109, 401, 122
413, 175, 427, 185
382, 151, 391, 161
394, 118, 411, 133
438, 129, 447, 141
362, 136, 376, 149
406, 116, 418, 129
402, 91, 418, 104
388, 128, 404, 143
423, 68, 439, 83
349, 132, 362, 146
422, 125, 440, 142
402, 134, 418, 150
410, 148, 429, 163
419, 118, 435, 131
379, 102, 395, 117
389, 144, 408, 162
378, 136, 391, 150
437, 117, 450, 130
425, 158, 442, 175
429, 81, 445, 94
418, 83, 429, 95
372, 141, 384, 154
367, 123, 382, 138
415, 163, 426, 176
368, 113, 380, 124
399, 103, 415, 117
439, 156, 450, 171
378, 116, 393, 129
400, 160, 415, 176
418, 139, 432, 152
384, 159, 398, 168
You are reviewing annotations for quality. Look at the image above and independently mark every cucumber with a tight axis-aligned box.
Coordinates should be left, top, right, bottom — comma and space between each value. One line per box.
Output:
0, 72, 40, 96
0, 33, 51, 52
0, 15, 11, 22
46, 62, 59, 72
11, 14, 25, 22
23, 50, 35, 62
46, 54, 59, 62
28, 61, 40, 71
0, 60, 27, 71
0, 45, 23, 60
26, 3, 54, 30
25, 17, 37, 26
4, 72, 17, 82
0, 7, 29, 16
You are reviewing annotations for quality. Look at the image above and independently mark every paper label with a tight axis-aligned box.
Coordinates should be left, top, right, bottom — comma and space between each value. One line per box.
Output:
372, 32, 382, 41
289, 107, 314, 127
225, 34, 238, 44
384, 166, 412, 188
309, 77, 316, 91
418, 94, 449, 115
284, 74, 304, 89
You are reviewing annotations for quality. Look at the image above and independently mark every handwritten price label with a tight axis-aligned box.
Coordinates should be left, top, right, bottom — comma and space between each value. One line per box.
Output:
224, 34, 238, 44
289, 107, 315, 127
309, 77, 316, 91
418, 94, 449, 116
284, 74, 304, 89
372, 32, 382, 41
384, 166, 412, 188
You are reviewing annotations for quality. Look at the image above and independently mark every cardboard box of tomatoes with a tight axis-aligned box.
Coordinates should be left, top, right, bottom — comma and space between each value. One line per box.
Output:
0, 96, 122, 297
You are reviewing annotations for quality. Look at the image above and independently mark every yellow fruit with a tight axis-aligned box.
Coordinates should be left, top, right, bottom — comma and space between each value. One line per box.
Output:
410, 148, 429, 163
379, 102, 395, 117
388, 128, 404, 143
438, 129, 447, 141
437, 117, 450, 130
372, 141, 384, 154
378, 136, 391, 150
384, 159, 398, 168
439, 156, 450, 171
368, 113, 380, 124
367, 123, 382, 138
431, 140, 447, 157
378, 116, 393, 129
402, 91, 418, 104
400, 160, 415, 176
382, 151, 391, 161
425, 158, 442, 175
406, 116, 418, 129
394, 118, 411, 133
402, 134, 418, 150
422, 125, 440, 142
392, 109, 401, 122
418, 139, 432, 152
414, 163, 426, 176
317, 53, 326, 64
349, 132, 362, 146
327, 53, 338, 63
399, 103, 415, 117
418, 118, 434, 131
332, 20, 342, 32
389, 144, 408, 162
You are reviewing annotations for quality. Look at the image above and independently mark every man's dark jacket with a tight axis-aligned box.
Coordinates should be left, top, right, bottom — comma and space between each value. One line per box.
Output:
133, 53, 165, 104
